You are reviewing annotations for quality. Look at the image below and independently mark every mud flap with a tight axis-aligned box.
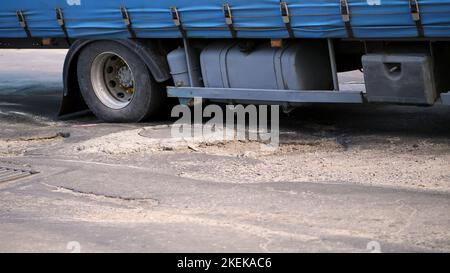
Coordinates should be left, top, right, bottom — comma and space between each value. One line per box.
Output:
58, 39, 171, 117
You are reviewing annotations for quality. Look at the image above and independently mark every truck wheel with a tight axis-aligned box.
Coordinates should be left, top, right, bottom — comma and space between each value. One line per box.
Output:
77, 41, 162, 122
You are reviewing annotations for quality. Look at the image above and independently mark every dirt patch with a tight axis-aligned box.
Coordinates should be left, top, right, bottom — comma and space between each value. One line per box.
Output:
173, 138, 450, 192
190, 137, 343, 158
67, 123, 450, 192
71, 124, 343, 157
72, 125, 240, 156
0, 133, 68, 157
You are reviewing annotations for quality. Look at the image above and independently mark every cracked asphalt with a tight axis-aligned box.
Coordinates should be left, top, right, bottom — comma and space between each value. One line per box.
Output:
0, 49, 449, 253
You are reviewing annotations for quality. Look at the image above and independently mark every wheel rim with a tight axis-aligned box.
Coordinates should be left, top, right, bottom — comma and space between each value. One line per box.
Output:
90, 52, 135, 109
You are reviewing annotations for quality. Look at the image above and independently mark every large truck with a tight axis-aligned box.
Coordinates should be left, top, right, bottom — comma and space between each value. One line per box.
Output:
1, 0, 450, 122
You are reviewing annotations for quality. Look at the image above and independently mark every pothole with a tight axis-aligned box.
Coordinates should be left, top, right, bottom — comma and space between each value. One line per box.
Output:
73, 124, 345, 157
73, 125, 231, 155
0, 131, 70, 142
0, 131, 70, 156
43, 183, 160, 208
138, 125, 173, 139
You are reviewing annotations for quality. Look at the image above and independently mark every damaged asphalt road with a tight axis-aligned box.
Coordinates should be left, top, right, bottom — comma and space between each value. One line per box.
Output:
0, 49, 449, 252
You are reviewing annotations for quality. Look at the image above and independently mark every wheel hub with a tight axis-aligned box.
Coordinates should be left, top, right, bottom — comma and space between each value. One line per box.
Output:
90, 52, 136, 110
117, 66, 134, 89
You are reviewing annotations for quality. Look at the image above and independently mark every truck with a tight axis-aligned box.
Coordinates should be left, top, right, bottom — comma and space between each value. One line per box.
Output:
1, 0, 450, 122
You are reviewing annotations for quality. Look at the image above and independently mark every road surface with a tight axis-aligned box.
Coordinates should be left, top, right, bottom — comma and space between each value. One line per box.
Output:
0, 49, 449, 252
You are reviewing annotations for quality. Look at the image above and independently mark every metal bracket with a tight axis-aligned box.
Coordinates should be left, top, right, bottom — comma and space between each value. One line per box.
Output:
327, 39, 340, 91
182, 38, 202, 87
55, 8, 71, 45
121, 7, 137, 39
171, 7, 187, 38
340, 0, 354, 38
409, 0, 424, 37
223, 4, 237, 39
280, 2, 295, 39
16, 10, 32, 38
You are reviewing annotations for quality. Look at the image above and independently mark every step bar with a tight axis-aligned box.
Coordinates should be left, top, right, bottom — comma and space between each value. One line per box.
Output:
167, 87, 365, 105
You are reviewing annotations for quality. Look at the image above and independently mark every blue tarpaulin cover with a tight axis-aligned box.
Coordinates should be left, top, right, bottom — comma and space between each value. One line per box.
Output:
1, 0, 450, 39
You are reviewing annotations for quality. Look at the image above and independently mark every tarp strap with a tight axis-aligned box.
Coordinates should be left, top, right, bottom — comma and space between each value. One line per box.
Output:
171, 7, 187, 39
121, 7, 137, 39
409, 0, 425, 37
223, 4, 237, 39
340, 0, 354, 38
16, 10, 32, 38
56, 8, 71, 45
280, 2, 295, 39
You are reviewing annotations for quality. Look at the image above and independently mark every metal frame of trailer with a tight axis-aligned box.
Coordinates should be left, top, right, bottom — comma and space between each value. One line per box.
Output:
166, 38, 364, 105
166, 37, 445, 106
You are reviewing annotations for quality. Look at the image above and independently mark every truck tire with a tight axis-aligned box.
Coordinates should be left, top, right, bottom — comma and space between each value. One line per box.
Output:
77, 41, 163, 122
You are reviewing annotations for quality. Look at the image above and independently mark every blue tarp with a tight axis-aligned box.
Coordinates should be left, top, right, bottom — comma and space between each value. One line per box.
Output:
1, 0, 450, 39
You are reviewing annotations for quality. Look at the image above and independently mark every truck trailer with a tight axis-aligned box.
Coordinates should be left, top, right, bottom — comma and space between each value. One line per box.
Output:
1, 0, 450, 122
